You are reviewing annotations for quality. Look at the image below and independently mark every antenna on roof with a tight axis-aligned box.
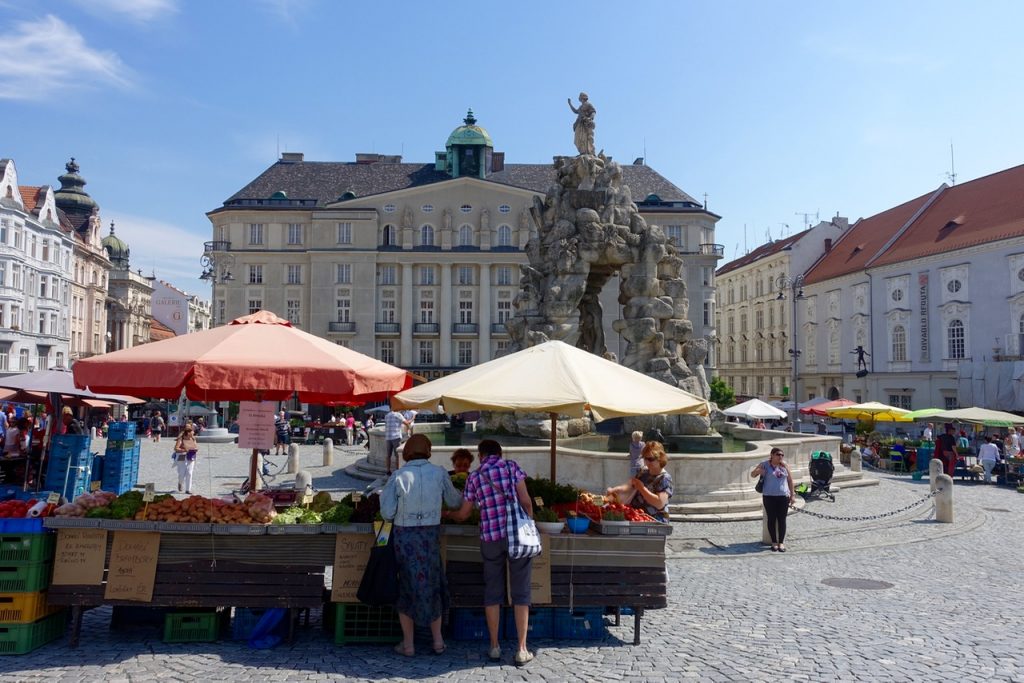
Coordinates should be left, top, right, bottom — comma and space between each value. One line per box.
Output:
743, 224, 748, 254
702, 192, 709, 210
779, 222, 790, 238
795, 211, 819, 228
643, 137, 647, 165
945, 142, 957, 185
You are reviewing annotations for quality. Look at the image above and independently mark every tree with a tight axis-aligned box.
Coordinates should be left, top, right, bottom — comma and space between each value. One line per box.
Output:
709, 376, 736, 409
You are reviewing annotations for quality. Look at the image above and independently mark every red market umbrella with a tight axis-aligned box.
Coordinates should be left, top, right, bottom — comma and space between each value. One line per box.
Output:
800, 398, 856, 417
73, 310, 413, 487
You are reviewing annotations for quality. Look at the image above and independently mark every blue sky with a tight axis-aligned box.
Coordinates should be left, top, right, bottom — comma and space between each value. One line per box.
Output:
3, 1, 1023, 298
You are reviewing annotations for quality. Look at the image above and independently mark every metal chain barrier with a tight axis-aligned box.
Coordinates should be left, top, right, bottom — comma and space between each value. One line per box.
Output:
787, 488, 942, 522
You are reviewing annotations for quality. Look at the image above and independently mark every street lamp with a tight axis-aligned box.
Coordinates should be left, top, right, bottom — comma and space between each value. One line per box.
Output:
200, 242, 235, 326
776, 274, 805, 426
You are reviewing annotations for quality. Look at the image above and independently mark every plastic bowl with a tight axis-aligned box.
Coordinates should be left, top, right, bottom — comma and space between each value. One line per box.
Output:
536, 521, 564, 535
565, 516, 590, 534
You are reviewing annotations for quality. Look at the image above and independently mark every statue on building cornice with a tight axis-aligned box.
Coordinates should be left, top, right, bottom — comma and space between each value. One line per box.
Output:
567, 93, 596, 156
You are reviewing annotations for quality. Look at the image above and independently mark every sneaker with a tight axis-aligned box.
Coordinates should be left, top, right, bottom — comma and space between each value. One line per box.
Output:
488, 646, 502, 661
514, 649, 534, 666
178, 484, 182, 492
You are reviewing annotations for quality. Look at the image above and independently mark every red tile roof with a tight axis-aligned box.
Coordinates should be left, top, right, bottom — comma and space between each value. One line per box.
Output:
869, 163, 1024, 268
803, 190, 938, 284
149, 318, 176, 342
716, 229, 809, 276
19, 186, 40, 213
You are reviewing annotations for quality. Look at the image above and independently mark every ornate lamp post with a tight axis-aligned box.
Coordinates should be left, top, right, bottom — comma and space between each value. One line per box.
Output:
776, 274, 805, 426
200, 241, 235, 325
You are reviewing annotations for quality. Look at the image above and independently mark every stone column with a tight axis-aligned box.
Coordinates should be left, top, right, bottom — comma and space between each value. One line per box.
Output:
400, 263, 413, 366
478, 263, 491, 362
934, 473, 953, 523
440, 264, 453, 366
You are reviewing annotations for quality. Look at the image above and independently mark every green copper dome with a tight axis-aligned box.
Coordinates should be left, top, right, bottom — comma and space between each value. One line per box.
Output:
53, 158, 98, 217
101, 221, 130, 267
445, 109, 493, 148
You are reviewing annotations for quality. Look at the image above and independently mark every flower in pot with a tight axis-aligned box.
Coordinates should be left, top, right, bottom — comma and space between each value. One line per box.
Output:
534, 506, 564, 534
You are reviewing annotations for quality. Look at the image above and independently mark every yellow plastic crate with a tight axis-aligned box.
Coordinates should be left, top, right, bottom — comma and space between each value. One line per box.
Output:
0, 592, 64, 624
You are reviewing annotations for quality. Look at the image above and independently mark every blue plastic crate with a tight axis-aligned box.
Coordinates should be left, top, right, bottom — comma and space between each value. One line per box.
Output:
502, 607, 552, 640
452, 607, 503, 641
107, 423, 136, 440
552, 608, 606, 640
0, 519, 46, 533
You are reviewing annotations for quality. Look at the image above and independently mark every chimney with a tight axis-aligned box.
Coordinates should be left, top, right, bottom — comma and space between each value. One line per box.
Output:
824, 238, 833, 253
491, 152, 504, 172
280, 152, 304, 163
831, 215, 849, 231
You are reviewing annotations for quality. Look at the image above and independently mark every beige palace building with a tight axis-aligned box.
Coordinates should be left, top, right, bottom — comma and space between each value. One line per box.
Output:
206, 112, 722, 378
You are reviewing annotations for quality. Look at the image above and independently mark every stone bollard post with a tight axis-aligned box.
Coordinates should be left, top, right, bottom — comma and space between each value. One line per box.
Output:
934, 473, 954, 523
90, 427, 97, 439
295, 470, 312, 497
287, 443, 299, 474
322, 438, 333, 467
761, 505, 772, 546
255, 452, 265, 489
850, 450, 862, 473
929, 458, 944, 492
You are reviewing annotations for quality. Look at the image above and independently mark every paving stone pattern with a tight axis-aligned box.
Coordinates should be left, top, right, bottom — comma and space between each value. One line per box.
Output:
1, 438, 1021, 682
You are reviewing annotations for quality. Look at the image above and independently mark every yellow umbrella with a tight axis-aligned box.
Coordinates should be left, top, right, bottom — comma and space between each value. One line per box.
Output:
392, 340, 709, 479
825, 401, 913, 422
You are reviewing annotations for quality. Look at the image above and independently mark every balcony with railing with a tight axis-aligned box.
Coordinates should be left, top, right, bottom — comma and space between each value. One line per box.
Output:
491, 322, 510, 335
375, 322, 401, 334
700, 243, 725, 257
204, 240, 231, 253
413, 322, 440, 335
328, 321, 356, 333
452, 323, 478, 334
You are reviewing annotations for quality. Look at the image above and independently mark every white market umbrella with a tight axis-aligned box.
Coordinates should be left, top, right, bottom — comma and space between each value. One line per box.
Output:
392, 340, 709, 479
926, 407, 1024, 428
723, 398, 787, 421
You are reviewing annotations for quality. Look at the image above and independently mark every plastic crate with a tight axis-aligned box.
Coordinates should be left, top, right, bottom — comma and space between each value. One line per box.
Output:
0, 610, 67, 654
105, 440, 136, 452
110, 605, 170, 630
163, 611, 221, 643
0, 591, 64, 623
452, 607, 503, 641
0, 519, 45, 534
210, 524, 267, 536
333, 603, 402, 645
231, 607, 289, 641
502, 606, 552, 640
0, 534, 56, 564
106, 423, 137, 440
596, 521, 673, 536
552, 608, 606, 640
0, 562, 52, 593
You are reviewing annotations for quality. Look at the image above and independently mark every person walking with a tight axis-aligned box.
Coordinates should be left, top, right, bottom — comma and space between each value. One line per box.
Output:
274, 410, 290, 455
380, 434, 462, 657
978, 435, 1001, 484
345, 412, 355, 446
751, 447, 795, 552
449, 439, 535, 666
173, 422, 199, 493
384, 409, 411, 474
150, 411, 165, 443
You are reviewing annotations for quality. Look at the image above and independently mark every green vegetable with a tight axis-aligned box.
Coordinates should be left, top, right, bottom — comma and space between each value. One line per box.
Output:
322, 503, 354, 524
525, 477, 581, 505
534, 507, 559, 523
85, 506, 112, 518
450, 472, 468, 491
311, 491, 334, 513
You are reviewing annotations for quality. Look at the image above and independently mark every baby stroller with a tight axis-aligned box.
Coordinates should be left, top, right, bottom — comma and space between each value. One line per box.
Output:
801, 450, 836, 502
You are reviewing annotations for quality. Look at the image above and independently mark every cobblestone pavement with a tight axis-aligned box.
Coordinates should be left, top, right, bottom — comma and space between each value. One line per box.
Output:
2, 440, 1022, 682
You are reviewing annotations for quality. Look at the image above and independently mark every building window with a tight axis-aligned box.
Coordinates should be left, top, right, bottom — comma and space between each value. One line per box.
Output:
379, 340, 395, 364
419, 299, 434, 323
497, 299, 512, 323
457, 266, 473, 285
457, 341, 473, 366
892, 289, 903, 302
11, 265, 20, 289
947, 319, 965, 359
702, 267, 712, 287
459, 204, 472, 214
248, 223, 264, 245
665, 225, 683, 246
419, 266, 435, 286
828, 330, 839, 364
888, 394, 912, 410
337, 222, 352, 244
286, 265, 302, 285
703, 302, 712, 327
891, 325, 907, 362
287, 223, 303, 245
378, 265, 396, 285
286, 300, 301, 325
947, 279, 962, 294
418, 341, 434, 365
382, 225, 396, 246
247, 299, 262, 314
380, 299, 396, 323
248, 265, 263, 284
495, 340, 509, 357
217, 300, 226, 325
739, 314, 747, 334
497, 225, 512, 247
458, 225, 473, 247
421, 204, 433, 213
336, 264, 351, 284
458, 301, 473, 324
944, 396, 959, 410
755, 310, 763, 330
336, 297, 351, 322
496, 266, 512, 286
420, 225, 435, 247
19, 349, 28, 371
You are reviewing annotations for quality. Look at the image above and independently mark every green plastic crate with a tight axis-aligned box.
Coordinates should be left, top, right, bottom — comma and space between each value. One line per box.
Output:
0, 534, 56, 565
333, 603, 402, 645
0, 563, 52, 593
0, 611, 67, 655
163, 611, 220, 643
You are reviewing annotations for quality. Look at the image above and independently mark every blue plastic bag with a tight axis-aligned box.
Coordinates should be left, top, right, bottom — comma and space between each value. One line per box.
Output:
247, 608, 287, 649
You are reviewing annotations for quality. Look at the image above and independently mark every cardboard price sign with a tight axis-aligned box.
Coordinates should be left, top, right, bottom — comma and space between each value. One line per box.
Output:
104, 531, 161, 602
530, 539, 552, 605
52, 528, 108, 586
330, 533, 373, 602
143, 484, 155, 503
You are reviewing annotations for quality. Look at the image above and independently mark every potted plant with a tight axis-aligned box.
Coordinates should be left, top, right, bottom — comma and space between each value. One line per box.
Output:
534, 507, 563, 534
601, 509, 629, 526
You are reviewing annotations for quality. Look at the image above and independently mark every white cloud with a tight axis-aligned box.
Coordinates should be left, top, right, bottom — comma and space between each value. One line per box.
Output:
70, 0, 177, 23
103, 211, 211, 299
803, 35, 946, 72
255, 0, 311, 27
0, 15, 132, 101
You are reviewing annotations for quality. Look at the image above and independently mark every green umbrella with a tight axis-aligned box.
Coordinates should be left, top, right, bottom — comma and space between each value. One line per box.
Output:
903, 408, 946, 420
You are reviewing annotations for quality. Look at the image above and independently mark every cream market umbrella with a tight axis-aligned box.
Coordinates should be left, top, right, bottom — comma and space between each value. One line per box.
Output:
926, 407, 1024, 428
391, 340, 709, 480
825, 401, 913, 422
723, 398, 787, 421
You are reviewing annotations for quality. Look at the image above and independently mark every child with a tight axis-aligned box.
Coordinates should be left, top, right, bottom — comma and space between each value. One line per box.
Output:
628, 430, 644, 476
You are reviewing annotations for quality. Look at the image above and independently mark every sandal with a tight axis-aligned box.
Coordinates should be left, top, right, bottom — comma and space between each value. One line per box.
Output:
771, 545, 779, 552
778, 545, 786, 553
393, 643, 414, 657
432, 643, 447, 655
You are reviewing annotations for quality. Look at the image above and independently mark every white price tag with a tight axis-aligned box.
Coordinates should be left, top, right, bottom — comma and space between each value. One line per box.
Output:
302, 492, 314, 505
46, 492, 61, 505
534, 496, 544, 508
90, 481, 101, 492
352, 492, 362, 504
143, 483, 155, 503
